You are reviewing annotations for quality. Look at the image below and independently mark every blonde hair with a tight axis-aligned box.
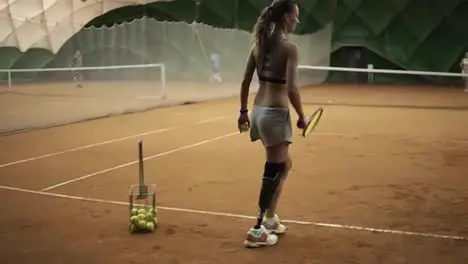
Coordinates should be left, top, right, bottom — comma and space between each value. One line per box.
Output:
252, 0, 297, 71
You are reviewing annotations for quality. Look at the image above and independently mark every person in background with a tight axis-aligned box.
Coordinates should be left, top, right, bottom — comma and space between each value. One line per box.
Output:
209, 52, 222, 83
460, 52, 468, 92
72, 50, 83, 88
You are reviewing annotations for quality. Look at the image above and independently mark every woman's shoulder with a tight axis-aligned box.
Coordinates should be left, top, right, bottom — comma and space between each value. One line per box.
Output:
282, 38, 297, 46
278, 39, 298, 54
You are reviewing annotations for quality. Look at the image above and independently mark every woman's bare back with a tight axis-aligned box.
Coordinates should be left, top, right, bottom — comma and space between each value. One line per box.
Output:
253, 38, 292, 108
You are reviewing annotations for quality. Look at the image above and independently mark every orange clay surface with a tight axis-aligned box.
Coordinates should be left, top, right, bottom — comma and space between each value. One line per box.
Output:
0, 84, 468, 264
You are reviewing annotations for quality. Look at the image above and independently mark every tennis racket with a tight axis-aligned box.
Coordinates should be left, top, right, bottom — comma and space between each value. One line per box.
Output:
302, 107, 324, 137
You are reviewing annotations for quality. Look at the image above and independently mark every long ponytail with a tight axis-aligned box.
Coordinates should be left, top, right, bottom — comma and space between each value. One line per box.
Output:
252, 0, 297, 72
252, 6, 273, 72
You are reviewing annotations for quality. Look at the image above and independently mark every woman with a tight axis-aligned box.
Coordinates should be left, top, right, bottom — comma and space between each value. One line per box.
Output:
237, 0, 306, 248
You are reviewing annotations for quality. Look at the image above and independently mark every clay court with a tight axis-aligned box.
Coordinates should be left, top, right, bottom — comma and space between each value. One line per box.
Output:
1, 82, 468, 263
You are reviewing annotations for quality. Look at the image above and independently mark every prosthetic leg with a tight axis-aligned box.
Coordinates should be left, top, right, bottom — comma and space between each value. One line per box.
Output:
244, 162, 286, 248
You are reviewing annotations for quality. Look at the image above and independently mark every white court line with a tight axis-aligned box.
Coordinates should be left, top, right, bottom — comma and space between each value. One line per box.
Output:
41, 131, 239, 192
1, 185, 467, 242
314, 132, 359, 138
0, 116, 229, 169
314, 132, 468, 144
2, 119, 464, 170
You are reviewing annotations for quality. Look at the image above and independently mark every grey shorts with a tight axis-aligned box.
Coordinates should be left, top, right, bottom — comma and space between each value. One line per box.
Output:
250, 105, 292, 147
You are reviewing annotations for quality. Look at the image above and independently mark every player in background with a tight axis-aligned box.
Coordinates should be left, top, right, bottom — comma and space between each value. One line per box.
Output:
460, 52, 468, 92
72, 50, 83, 88
209, 52, 222, 83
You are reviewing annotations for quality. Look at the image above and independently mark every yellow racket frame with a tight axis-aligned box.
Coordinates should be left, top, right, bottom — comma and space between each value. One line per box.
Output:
302, 107, 323, 137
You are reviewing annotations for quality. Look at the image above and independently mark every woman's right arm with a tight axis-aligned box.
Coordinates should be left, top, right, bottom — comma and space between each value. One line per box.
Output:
285, 42, 305, 120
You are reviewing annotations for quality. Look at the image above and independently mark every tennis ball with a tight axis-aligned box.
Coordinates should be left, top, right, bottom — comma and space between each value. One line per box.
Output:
130, 215, 138, 224
239, 123, 249, 132
131, 208, 138, 216
145, 213, 154, 222
147, 207, 158, 216
137, 220, 147, 229
147, 207, 156, 214
153, 217, 159, 225
137, 213, 146, 222
137, 208, 146, 215
146, 222, 155, 232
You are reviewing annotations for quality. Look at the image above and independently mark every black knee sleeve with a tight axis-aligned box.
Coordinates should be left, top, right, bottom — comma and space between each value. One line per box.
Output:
258, 162, 286, 210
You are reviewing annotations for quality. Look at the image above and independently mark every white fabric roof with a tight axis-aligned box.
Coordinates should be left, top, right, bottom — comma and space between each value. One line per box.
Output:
0, 0, 171, 53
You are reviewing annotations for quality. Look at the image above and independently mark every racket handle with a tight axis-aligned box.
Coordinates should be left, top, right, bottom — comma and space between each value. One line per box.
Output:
297, 119, 306, 129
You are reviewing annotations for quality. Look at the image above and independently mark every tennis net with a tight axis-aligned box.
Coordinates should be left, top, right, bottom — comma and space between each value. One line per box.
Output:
0, 64, 166, 135
297, 65, 468, 110
0, 17, 334, 135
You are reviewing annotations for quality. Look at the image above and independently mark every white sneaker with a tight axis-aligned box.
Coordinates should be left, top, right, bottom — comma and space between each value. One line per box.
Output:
243, 225, 278, 248
262, 214, 287, 235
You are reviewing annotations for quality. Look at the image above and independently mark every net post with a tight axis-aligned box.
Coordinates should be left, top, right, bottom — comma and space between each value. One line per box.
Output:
367, 64, 374, 84
160, 63, 167, 99
7, 71, 11, 90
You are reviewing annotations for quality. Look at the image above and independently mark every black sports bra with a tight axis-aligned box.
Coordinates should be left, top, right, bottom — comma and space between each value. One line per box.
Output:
257, 39, 287, 85
258, 75, 287, 85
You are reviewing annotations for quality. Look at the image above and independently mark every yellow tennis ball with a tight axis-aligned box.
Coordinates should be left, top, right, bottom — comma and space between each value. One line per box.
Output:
145, 213, 154, 222
138, 220, 147, 229
147, 207, 157, 215
137, 213, 146, 221
130, 215, 138, 224
146, 222, 155, 232
240, 123, 249, 132
137, 208, 146, 215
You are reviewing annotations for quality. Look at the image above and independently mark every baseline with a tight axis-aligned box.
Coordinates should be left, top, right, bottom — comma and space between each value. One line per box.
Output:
313, 132, 468, 144
0, 184, 466, 242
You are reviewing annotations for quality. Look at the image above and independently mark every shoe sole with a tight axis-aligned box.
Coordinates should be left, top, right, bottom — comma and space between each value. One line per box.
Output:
243, 240, 278, 248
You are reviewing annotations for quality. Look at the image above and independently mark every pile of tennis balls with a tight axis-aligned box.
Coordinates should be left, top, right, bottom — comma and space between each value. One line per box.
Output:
128, 206, 158, 233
